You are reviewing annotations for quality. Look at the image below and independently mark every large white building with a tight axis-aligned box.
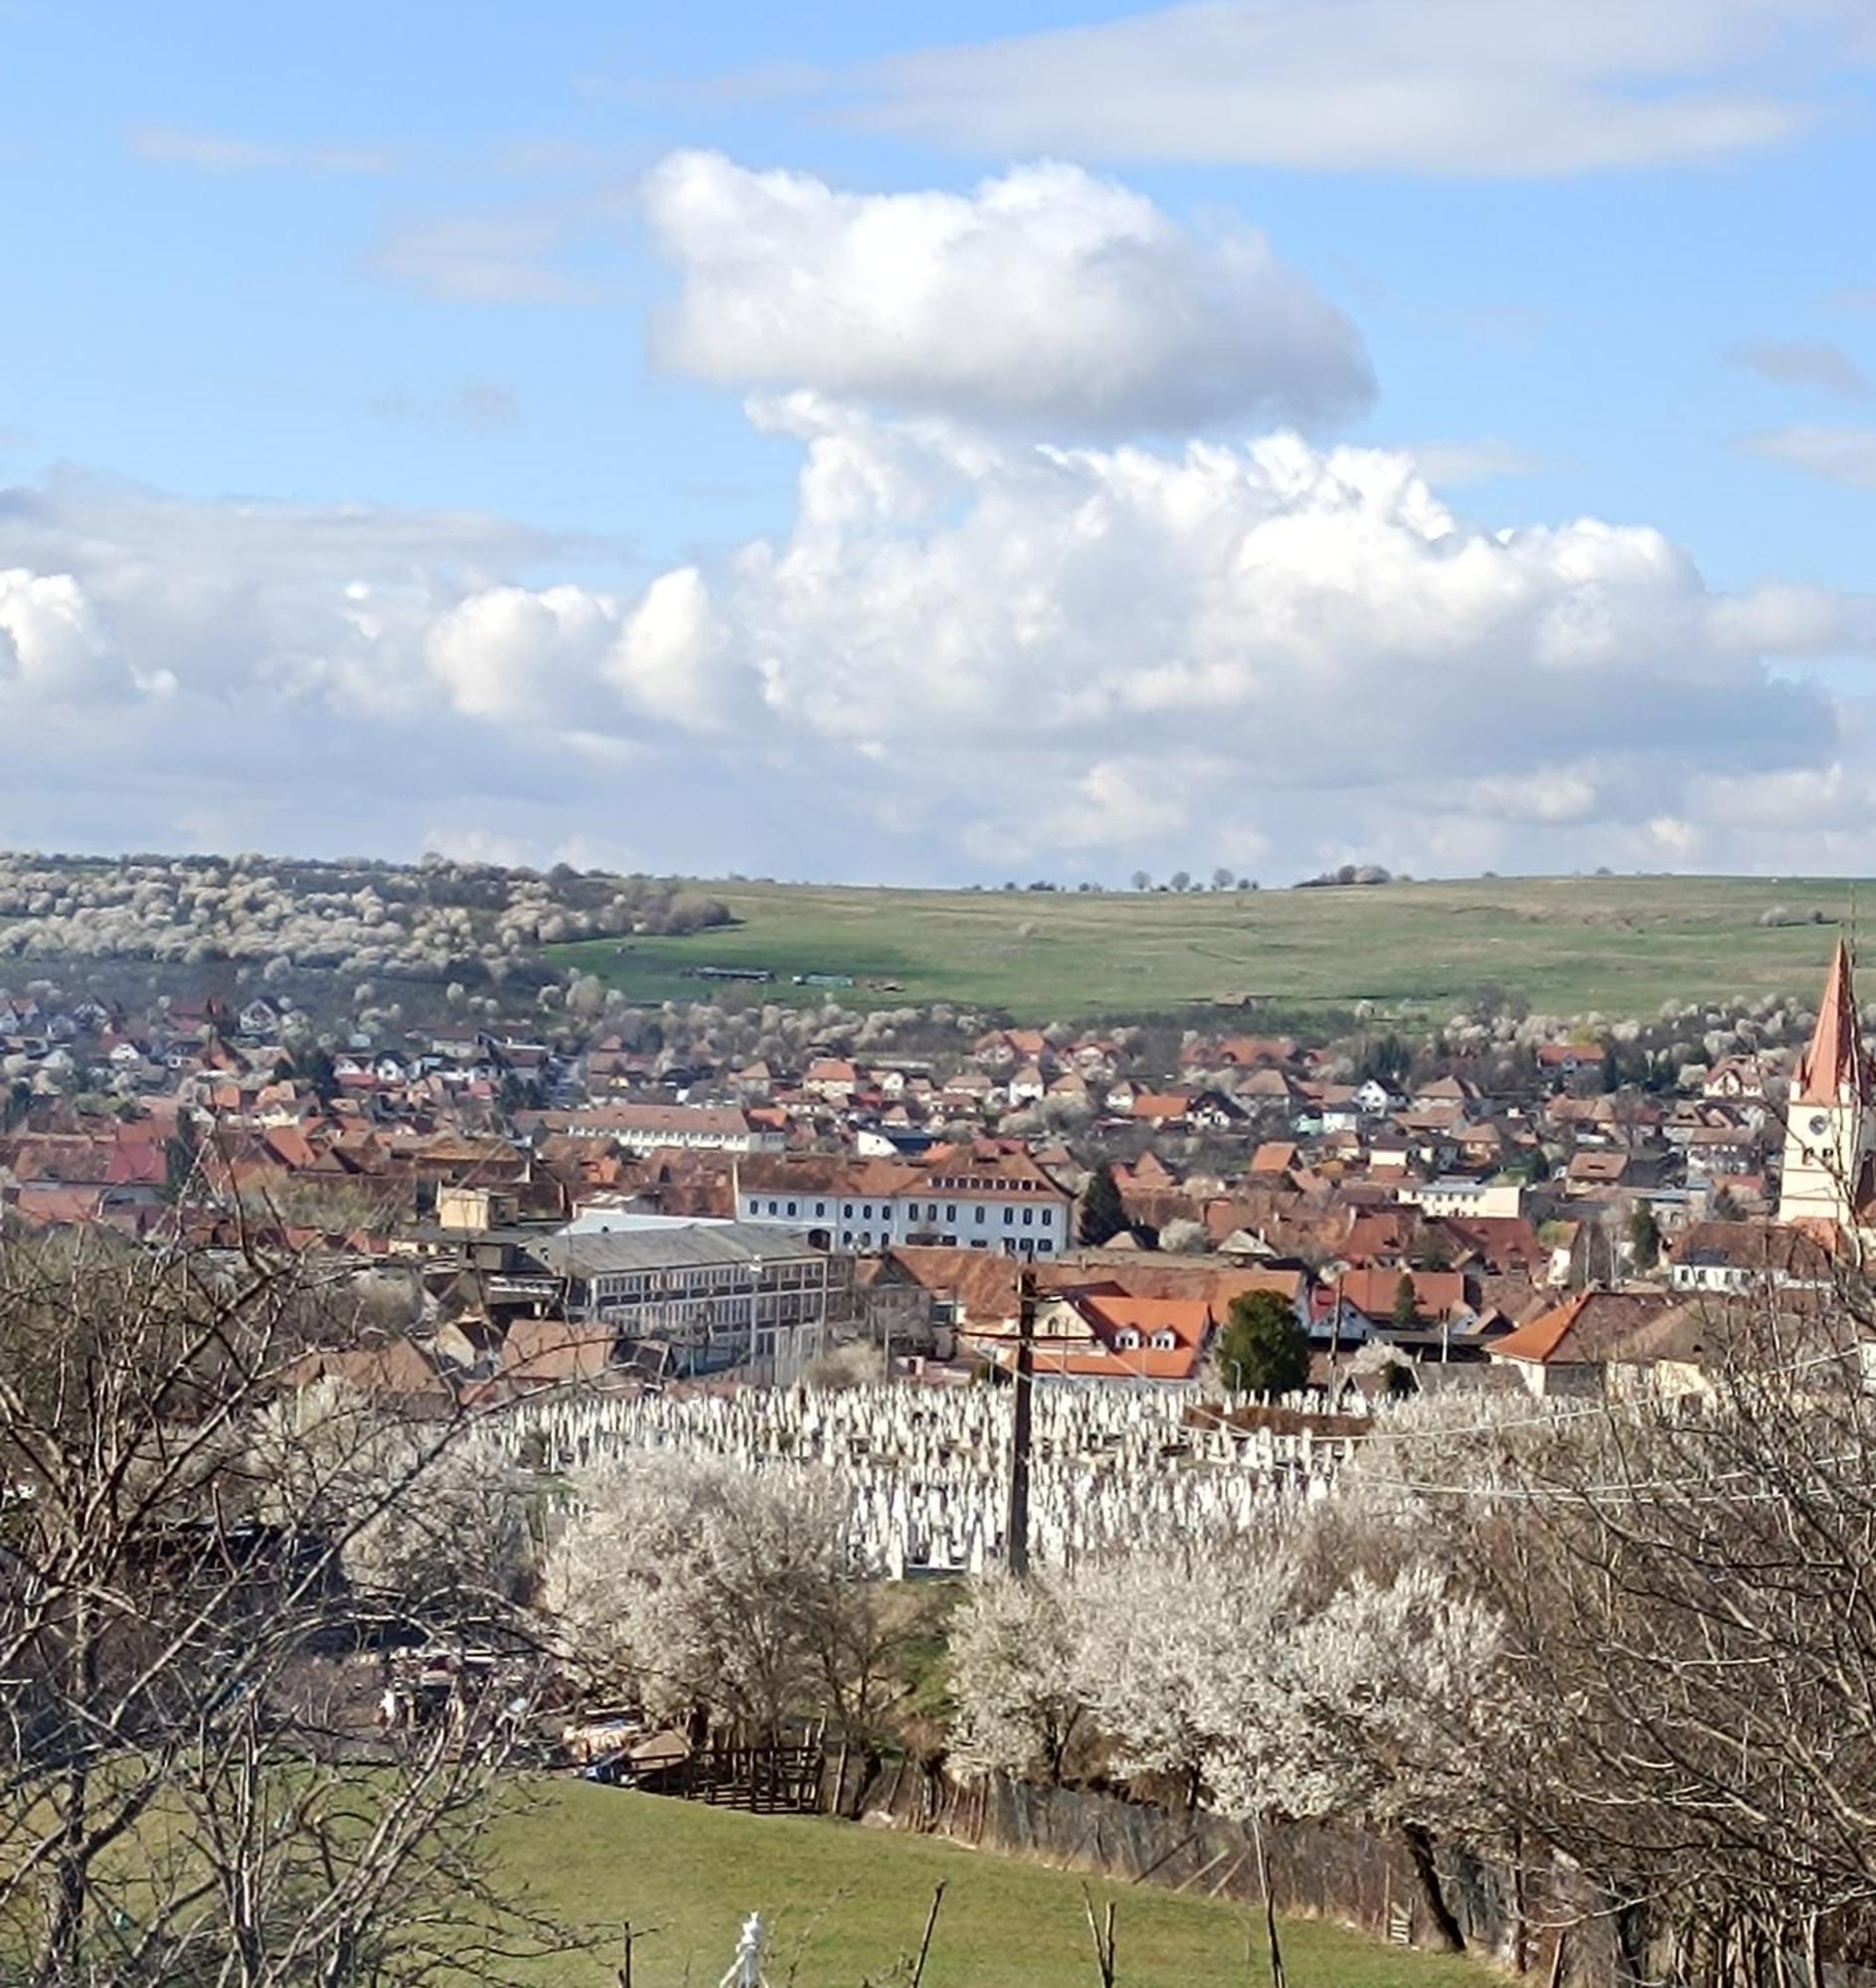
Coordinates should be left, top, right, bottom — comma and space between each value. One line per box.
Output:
1399, 1176, 1526, 1222
527, 1219, 846, 1377
736, 1142, 1073, 1258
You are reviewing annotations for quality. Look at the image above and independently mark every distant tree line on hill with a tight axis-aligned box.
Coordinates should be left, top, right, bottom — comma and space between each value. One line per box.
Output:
1294, 864, 1397, 888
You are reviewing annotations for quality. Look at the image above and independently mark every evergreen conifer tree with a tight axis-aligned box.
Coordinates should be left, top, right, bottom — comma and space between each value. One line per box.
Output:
1078, 1160, 1127, 1247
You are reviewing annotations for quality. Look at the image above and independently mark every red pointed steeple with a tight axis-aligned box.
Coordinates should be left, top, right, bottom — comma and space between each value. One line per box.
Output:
1794, 941, 1869, 1106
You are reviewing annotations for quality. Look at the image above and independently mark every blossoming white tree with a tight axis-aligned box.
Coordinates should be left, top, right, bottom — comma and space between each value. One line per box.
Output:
543, 1453, 865, 1742
1285, 1560, 1503, 1950
250, 1376, 530, 1615
945, 1570, 1086, 1784
1072, 1544, 1294, 1813
950, 1508, 1504, 1977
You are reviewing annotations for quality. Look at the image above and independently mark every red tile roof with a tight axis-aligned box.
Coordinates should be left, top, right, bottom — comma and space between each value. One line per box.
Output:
1487, 1291, 1590, 1364
1489, 1290, 1683, 1367
1337, 1267, 1466, 1320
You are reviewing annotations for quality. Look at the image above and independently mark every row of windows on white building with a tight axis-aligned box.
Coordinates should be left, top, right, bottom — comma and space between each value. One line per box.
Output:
588, 1259, 826, 1298
741, 1194, 1064, 1257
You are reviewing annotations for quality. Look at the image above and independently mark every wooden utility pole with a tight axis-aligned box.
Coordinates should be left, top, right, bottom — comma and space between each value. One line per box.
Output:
1005, 1269, 1036, 1576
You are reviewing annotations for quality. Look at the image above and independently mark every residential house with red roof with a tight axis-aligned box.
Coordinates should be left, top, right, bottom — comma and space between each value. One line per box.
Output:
1028, 1294, 1214, 1384
1487, 1289, 1697, 1397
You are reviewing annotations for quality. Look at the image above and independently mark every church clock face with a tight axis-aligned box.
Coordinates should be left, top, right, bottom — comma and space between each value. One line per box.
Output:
1808, 1113, 1830, 1137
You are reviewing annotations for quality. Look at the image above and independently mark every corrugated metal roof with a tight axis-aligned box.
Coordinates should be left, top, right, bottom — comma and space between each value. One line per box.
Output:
529, 1221, 822, 1277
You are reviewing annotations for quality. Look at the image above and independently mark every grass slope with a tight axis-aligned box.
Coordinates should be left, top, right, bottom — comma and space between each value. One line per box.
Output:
489, 1782, 1487, 1987
549, 875, 1856, 1022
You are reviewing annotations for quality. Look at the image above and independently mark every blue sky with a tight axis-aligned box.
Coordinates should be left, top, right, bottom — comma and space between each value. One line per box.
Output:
2, 0, 1873, 882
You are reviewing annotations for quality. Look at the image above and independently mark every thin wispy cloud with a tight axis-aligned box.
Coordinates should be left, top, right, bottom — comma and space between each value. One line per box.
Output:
367, 377, 522, 432
1723, 337, 1872, 401
821, 0, 1869, 176
369, 190, 630, 305
127, 123, 393, 175
370, 209, 589, 306
1407, 438, 1547, 486
490, 136, 650, 178
1745, 424, 1876, 487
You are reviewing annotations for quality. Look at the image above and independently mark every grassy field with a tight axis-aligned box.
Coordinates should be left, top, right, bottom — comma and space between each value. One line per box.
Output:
488, 1782, 1488, 1987
548, 874, 1858, 1023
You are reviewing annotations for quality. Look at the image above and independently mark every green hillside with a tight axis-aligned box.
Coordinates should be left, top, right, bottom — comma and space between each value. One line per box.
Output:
488, 1782, 1487, 1987
548, 874, 1855, 1023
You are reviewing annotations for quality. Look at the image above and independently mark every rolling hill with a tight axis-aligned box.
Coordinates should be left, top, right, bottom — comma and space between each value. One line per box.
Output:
548, 873, 1856, 1024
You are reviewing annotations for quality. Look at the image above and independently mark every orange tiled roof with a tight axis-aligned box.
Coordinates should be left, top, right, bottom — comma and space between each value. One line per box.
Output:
1337, 1266, 1466, 1319
1488, 1291, 1590, 1363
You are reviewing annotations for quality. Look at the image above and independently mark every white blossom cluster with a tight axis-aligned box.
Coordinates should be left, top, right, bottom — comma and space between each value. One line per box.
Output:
542, 1452, 855, 1735
0, 850, 728, 978
1431, 985, 1817, 1087
949, 1518, 1501, 1838
250, 1377, 529, 1606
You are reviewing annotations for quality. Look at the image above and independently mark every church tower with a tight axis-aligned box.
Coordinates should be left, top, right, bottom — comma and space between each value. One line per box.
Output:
1778, 941, 1876, 1236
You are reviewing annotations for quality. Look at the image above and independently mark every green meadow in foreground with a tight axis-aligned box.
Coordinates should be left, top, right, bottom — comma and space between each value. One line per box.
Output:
549, 872, 1855, 1021
488, 1781, 1489, 1987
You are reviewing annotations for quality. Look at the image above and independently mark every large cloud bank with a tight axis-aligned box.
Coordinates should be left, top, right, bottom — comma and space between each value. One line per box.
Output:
6, 146, 1873, 879
0, 415, 1866, 879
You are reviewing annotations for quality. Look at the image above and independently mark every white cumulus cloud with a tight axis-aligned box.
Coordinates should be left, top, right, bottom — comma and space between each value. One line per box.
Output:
0, 569, 157, 703
606, 567, 737, 734
594, 402, 1875, 869
696, 403, 1840, 779
425, 583, 616, 722
642, 151, 1372, 432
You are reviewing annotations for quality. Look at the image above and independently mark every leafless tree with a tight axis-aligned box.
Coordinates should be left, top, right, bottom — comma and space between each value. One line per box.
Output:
1367, 1288, 1876, 1983
0, 1226, 574, 1986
